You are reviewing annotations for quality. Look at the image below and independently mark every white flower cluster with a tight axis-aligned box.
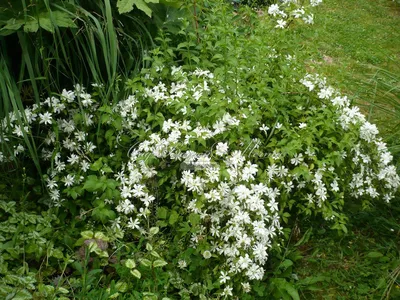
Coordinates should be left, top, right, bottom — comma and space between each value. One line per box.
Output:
116, 117, 281, 286
112, 69, 283, 290
2, 61, 399, 297
300, 73, 400, 202
1, 85, 98, 207
268, 0, 322, 28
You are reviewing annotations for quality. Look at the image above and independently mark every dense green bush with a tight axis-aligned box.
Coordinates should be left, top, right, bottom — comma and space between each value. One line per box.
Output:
0, 0, 178, 120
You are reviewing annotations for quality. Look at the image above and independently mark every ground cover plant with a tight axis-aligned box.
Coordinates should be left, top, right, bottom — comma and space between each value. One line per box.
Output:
1, 0, 400, 299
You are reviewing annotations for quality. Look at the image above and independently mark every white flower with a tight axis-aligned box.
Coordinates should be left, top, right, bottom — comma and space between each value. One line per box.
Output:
49, 189, 60, 201
267, 199, 279, 212
252, 242, 268, 264
299, 122, 307, 129
268, 4, 281, 16
171, 66, 183, 76
67, 154, 79, 165
84, 142, 96, 153
12, 125, 25, 137
203, 250, 212, 259
360, 122, 379, 143
39, 112, 52, 125
300, 78, 315, 91
242, 282, 251, 293
81, 160, 90, 172
292, 8, 305, 18
60, 119, 75, 133
46, 178, 58, 189
13, 144, 24, 156
63, 174, 75, 187
259, 124, 269, 132
75, 131, 87, 142
275, 19, 287, 29
318, 86, 334, 99
141, 193, 155, 207
127, 217, 141, 230
303, 14, 314, 25
196, 154, 211, 169
221, 285, 233, 297
216, 142, 229, 156
242, 162, 258, 181
61, 89, 75, 103
116, 199, 135, 214
213, 120, 226, 134
331, 96, 349, 107
246, 263, 264, 280
178, 259, 187, 269
205, 167, 220, 183
290, 153, 304, 165
310, 0, 323, 6
331, 180, 339, 192
227, 150, 245, 168
219, 271, 231, 284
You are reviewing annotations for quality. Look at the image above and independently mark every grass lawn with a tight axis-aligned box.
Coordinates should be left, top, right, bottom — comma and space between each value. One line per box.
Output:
287, 0, 400, 298
300, 0, 400, 90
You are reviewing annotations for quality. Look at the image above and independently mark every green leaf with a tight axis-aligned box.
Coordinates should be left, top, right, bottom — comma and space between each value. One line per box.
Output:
81, 231, 94, 239
50, 11, 77, 28
366, 251, 384, 258
279, 259, 293, 270
130, 269, 141, 279
140, 259, 152, 267
117, 0, 135, 13
94, 232, 109, 241
284, 282, 300, 300
157, 207, 168, 219
133, 0, 153, 17
11, 289, 33, 299
153, 259, 168, 268
83, 175, 105, 192
115, 281, 128, 293
125, 259, 136, 269
38, 15, 54, 33
23, 20, 39, 33
106, 179, 118, 189
91, 207, 116, 223
91, 158, 103, 171
149, 227, 159, 235
117, 0, 153, 17
169, 210, 179, 225
189, 213, 200, 227
294, 228, 312, 246
57, 287, 69, 294
0, 19, 24, 36
150, 250, 161, 258
51, 248, 64, 259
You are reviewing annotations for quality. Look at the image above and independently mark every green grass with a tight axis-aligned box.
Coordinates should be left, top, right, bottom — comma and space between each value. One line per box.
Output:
294, 201, 400, 299
299, 0, 400, 138
300, 0, 400, 90
287, 0, 400, 298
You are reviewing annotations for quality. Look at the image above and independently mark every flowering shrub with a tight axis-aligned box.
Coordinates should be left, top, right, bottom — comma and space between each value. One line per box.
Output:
268, 0, 323, 28
1, 57, 399, 297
